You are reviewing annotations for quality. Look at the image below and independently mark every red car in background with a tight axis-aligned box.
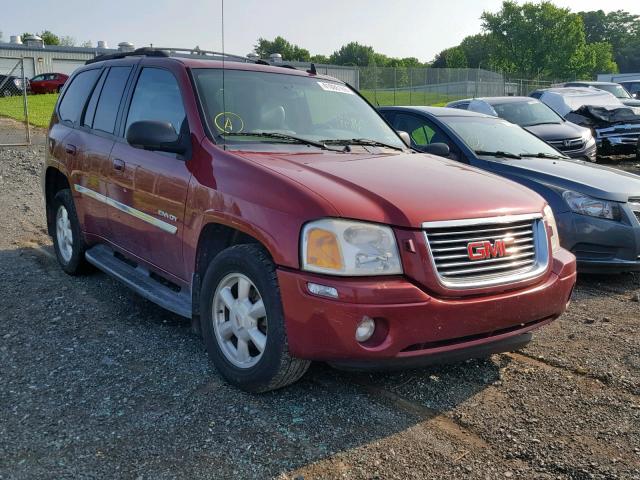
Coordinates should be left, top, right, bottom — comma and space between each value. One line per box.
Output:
30, 73, 68, 94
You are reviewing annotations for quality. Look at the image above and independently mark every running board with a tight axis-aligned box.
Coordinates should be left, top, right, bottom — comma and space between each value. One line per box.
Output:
85, 244, 192, 318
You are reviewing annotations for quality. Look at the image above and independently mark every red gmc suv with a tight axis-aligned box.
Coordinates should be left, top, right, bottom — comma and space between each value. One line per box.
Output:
43, 48, 576, 392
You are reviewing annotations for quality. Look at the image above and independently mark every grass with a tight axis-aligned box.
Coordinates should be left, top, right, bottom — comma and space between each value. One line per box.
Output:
360, 89, 461, 107
0, 93, 58, 128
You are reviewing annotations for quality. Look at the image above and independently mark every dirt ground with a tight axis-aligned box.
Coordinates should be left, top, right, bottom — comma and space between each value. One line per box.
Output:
0, 118, 639, 479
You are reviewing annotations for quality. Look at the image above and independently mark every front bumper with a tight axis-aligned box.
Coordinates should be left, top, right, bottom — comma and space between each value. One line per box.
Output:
556, 209, 640, 273
277, 249, 576, 363
596, 135, 639, 156
564, 141, 597, 162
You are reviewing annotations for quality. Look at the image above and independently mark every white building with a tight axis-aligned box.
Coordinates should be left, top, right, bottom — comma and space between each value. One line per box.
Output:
0, 36, 120, 78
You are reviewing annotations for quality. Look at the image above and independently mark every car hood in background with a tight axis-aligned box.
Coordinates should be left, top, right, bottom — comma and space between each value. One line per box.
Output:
483, 156, 640, 203
524, 121, 587, 141
621, 98, 640, 107
237, 150, 546, 228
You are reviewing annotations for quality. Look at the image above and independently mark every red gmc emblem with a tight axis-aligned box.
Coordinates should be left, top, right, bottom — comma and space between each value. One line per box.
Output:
467, 239, 513, 261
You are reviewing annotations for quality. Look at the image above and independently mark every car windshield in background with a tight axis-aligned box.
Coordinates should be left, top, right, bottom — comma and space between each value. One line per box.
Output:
441, 117, 563, 158
192, 68, 404, 150
493, 101, 563, 126
596, 84, 631, 99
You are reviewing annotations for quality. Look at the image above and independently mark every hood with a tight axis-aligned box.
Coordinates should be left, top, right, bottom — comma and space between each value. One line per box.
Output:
234, 150, 546, 228
621, 98, 640, 107
483, 156, 640, 203
524, 121, 587, 141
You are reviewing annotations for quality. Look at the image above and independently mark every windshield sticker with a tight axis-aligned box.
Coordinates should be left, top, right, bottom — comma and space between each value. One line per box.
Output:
317, 82, 354, 95
214, 112, 244, 133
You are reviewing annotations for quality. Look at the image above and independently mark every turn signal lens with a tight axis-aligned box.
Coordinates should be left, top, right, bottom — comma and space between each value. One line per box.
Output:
305, 228, 344, 271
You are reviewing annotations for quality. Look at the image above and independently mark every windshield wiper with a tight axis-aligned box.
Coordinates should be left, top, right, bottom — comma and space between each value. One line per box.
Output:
523, 121, 561, 126
219, 132, 342, 151
322, 138, 405, 151
520, 152, 567, 159
474, 150, 522, 159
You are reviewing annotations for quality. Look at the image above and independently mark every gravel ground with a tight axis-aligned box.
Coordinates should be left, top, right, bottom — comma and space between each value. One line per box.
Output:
0, 118, 639, 479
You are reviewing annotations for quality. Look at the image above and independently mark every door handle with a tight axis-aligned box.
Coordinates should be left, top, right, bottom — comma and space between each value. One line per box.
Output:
64, 143, 77, 155
113, 158, 125, 171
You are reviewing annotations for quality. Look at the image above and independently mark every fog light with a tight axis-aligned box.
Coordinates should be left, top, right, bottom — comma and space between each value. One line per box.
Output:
355, 316, 376, 342
307, 282, 338, 299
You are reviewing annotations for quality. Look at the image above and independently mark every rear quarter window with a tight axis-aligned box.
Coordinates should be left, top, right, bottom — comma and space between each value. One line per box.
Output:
58, 69, 101, 124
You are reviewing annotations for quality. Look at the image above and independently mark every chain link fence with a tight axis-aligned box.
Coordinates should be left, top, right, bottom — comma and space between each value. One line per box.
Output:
0, 58, 31, 145
356, 66, 558, 106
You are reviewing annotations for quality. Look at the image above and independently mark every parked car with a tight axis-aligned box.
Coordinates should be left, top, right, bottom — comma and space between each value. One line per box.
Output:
379, 106, 640, 273
562, 81, 640, 107
531, 87, 640, 156
619, 80, 640, 99
43, 48, 576, 392
0, 74, 27, 96
30, 72, 68, 94
446, 96, 596, 161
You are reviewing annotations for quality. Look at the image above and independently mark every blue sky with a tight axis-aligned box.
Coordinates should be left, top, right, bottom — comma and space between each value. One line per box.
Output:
4, 0, 640, 62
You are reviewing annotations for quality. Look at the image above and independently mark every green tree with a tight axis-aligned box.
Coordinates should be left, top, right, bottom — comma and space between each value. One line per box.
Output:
482, 1, 616, 78
253, 36, 310, 61
310, 54, 330, 64
39, 30, 60, 45
329, 42, 376, 66
432, 46, 468, 68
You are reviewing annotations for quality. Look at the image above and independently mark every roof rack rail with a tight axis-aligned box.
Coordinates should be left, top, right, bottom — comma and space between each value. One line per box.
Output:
85, 47, 169, 65
153, 47, 263, 64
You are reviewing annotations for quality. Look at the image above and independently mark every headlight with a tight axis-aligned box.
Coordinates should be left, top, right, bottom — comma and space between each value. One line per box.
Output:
562, 191, 621, 221
13, 78, 22, 88
543, 205, 561, 253
302, 219, 403, 276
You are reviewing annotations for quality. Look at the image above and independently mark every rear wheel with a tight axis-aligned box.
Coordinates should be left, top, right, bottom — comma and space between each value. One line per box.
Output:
1, 90, 11, 97
200, 244, 310, 392
52, 189, 89, 275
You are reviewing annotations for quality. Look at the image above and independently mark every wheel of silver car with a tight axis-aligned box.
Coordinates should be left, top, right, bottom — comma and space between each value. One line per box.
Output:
1, 90, 11, 97
56, 205, 74, 263
211, 272, 268, 369
200, 244, 310, 392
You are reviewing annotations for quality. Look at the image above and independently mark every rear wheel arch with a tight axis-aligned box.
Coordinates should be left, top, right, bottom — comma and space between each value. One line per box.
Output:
45, 167, 71, 235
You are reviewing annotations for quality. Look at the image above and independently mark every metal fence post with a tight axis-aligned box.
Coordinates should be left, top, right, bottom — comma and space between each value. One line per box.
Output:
22, 58, 31, 144
393, 68, 397, 105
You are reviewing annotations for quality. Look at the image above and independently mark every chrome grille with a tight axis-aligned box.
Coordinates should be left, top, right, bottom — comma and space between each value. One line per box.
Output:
548, 137, 584, 152
423, 214, 549, 289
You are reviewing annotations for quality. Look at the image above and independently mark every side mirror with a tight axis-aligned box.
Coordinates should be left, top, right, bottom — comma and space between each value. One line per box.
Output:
397, 130, 411, 147
633, 93, 639, 99
126, 120, 186, 154
421, 142, 450, 157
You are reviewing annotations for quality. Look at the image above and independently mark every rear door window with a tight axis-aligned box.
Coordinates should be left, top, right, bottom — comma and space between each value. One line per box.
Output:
92, 67, 132, 134
58, 69, 101, 124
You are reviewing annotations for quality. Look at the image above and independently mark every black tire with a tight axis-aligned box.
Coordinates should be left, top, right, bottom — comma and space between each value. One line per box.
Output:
200, 244, 310, 392
52, 189, 89, 275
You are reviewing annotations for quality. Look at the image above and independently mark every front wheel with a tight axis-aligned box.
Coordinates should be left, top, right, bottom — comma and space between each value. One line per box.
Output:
200, 244, 310, 392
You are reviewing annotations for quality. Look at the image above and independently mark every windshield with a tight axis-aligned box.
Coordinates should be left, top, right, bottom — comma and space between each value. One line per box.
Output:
441, 117, 562, 157
595, 84, 631, 99
192, 68, 404, 149
493, 100, 563, 126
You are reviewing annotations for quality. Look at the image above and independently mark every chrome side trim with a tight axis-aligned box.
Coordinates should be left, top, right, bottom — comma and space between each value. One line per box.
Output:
422, 213, 542, 230
74, 184, 177, 235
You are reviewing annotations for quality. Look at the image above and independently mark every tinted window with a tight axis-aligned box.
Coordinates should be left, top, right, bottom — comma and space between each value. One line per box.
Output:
393, 113, 451, 147
82, 70, 107, 128
126, 68, 185, 135
32, 74, 45, 81
92, 67, 132, 133
58, 69, 101, 124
